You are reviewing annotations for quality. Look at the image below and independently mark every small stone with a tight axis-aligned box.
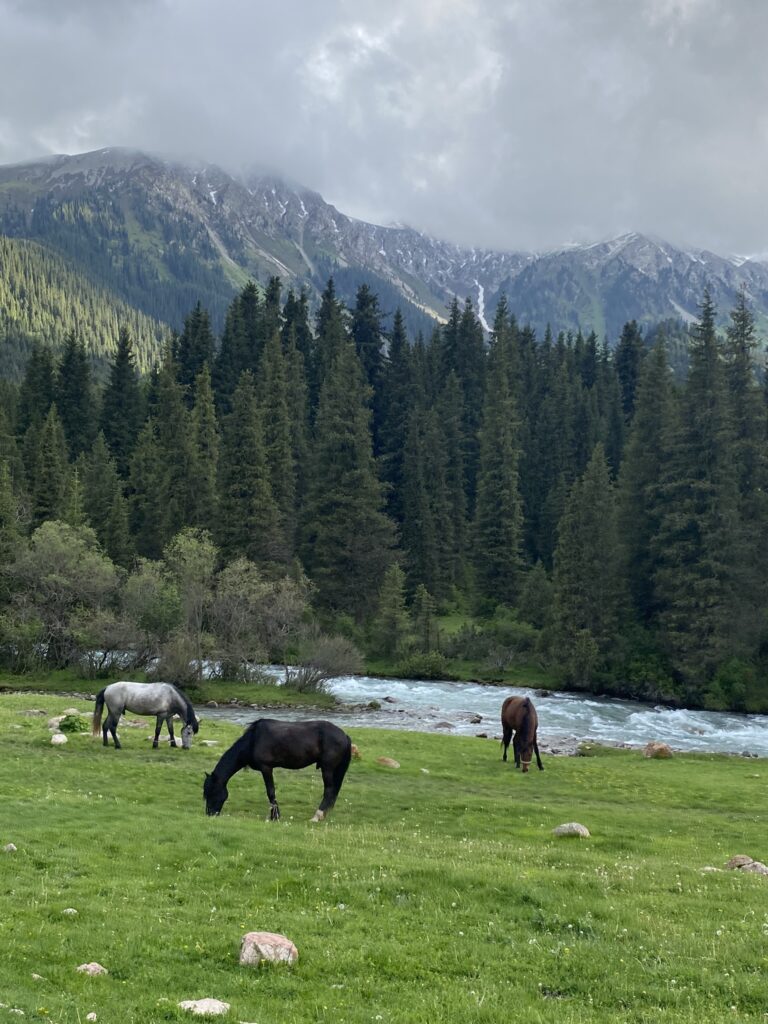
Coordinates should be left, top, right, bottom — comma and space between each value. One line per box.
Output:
62, 908, 78, 916
48, 716, 65, 731
31, 974, 43, 981
433, 721, 453, 730
469, 714, 483, 724
475, 732, 488, 739
199, 740, 219, 747
350, 744, 361, 759
376, 757, 400, 768
21, 709, 47, 717
240, 931, 298, 966
77, 962, 107, 976
725, 855, 755, 870
420, 768, 430, 774
741, 860, 768, 875
86, 1014, 97, 1022
206, 701, 219, 708
51, 733, 68, 746
643, 741, 673, 759
701, 866, 720, 872
3, 843, 17, 853
552, 822, 590, 838
178, 999, 230, 1016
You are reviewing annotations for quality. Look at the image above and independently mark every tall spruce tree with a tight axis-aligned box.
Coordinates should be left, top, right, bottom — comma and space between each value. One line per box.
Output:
379, 309, 414, 527
217, 371, 281, 565
472, 304, 524, 605
301, 338, 395, 618
17, 341, 54, 435
256, 331, 295, 561
551, 444, 624, 686
652, 291, 740, 695
55, 332, 97, 459
100, 327, 144, 477
175, 302, 215, 401
189, 366, 220, 536
29, 404, 70, 526
351, 283, 386, 452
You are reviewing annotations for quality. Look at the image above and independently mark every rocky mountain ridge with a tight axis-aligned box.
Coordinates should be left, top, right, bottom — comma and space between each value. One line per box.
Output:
1, 147, 767, 341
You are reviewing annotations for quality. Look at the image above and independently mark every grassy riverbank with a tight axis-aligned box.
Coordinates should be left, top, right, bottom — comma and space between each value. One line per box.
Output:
1, 692, 766, 1024
0, 669, 336, 710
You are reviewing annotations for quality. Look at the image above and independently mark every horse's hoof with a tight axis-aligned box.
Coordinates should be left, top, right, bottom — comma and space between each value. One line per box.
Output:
311, 810, 325, 823
269, 806, 281, 822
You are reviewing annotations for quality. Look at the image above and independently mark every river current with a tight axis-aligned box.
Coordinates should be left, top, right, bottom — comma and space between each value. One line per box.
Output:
201, 673, 768, 758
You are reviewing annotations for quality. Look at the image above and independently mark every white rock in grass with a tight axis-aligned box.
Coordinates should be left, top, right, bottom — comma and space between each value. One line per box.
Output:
62, 908, 78, 916
86, 1014, 97, 1022
376, 757, 400, 769
3, 843, 17, 853
239, 931, 298, 965
178, 998, 230, 1016
76, 962, 108, 976
552, 822, 590, 838
51, 733, 68, 746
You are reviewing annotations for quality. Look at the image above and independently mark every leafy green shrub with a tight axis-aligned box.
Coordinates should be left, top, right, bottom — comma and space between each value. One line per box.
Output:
394, 651, 453, 680
704, 659, 757, 713
58, 714, 89, 734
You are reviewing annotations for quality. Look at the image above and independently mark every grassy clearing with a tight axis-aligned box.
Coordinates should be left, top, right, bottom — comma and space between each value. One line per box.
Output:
0, 692, 766, 1024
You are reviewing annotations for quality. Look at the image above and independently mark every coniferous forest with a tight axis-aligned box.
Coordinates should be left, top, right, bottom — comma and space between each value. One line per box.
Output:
1, 275, 767, 713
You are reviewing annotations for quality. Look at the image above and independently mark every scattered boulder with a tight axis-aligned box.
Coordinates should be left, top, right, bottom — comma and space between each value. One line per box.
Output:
178, 999, 230, 1016
552, 822, 590, 838
62, 908, 78, 916
86, 1015, 97, 1022
76, 963, 107, 976
725, 855, 768, 875
376, 757, 400, 769
20, 709, 47, 717
475, 732, 489, 739
383, 696, 397, 704
644, 741, 673, 759
47, 716, 65, 731
3, 843, 17, 853
199, 740, 219, 747
469, 714, 483, 724
239, 931, 298, 966
350, 744, 361, 760
50, 733, 68, 746
433, 721, 453, 730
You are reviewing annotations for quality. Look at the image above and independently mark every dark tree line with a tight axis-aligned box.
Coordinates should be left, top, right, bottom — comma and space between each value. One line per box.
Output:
1, 276, 767, 711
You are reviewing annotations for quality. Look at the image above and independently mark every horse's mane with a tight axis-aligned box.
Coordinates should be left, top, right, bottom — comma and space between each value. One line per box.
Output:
173, 685, 198, 728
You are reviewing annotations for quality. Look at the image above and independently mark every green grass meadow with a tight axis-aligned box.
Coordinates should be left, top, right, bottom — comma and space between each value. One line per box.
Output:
0, 692, 766, 1023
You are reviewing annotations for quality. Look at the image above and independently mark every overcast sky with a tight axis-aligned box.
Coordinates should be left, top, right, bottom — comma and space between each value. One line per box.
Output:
1, 0, 766, 254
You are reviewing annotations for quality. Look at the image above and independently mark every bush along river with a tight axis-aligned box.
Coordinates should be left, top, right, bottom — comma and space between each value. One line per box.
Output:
199, 674, 768, 758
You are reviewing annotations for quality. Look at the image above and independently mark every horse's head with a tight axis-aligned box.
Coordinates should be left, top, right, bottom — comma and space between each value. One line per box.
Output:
519, 741, 534, 773
203, 771, 228, 816
181, 724, 195, 749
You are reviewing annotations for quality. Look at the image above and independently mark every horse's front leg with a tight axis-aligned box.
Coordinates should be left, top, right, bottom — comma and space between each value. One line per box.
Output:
167, 715, 177, 748
153, 715, 163, 749
261, 769, 280, 821
513, 734, 521, 769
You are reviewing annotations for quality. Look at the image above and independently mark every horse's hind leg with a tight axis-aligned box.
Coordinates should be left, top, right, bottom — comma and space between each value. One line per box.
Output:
105, 711, 121, 749
313, 761, 343, 822
513, 734, 521, 769
501, 722, 512, 762
153, 715, 163, 749
261, 769, 280, 821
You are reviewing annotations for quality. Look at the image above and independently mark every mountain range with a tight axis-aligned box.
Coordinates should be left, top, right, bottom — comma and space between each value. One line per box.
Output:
0, 146, 767, 371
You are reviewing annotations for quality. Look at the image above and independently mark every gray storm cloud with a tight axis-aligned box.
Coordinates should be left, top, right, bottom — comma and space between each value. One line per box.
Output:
0, 0, 766, 254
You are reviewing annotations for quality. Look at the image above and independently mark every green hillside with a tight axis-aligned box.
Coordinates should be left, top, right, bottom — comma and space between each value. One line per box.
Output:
0, 235, 170, 377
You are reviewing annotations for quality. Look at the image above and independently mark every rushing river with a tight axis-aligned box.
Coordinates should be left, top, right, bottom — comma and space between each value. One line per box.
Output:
200, 674, 768, 757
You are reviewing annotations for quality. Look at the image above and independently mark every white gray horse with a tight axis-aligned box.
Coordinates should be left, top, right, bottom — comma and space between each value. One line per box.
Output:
92, 681, 200, 749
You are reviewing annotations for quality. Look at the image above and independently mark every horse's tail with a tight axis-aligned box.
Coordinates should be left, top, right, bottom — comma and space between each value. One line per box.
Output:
92, 687, 106, 737
520, 696, 533, 735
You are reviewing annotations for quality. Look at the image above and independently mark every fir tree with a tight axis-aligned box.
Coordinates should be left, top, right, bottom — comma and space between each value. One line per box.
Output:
55, 331, 97, 458
301, 338, 395, 618
29, 404, 70, 526
17, 341, 54, 434
379, 309, 414, 527
100, 327, 144, 477
370, 562, 411, 658
551, 444, 624, 687
614, 320, 645, 419
218, 371, 281, 565
472, 312, 524, 606
189, 366, 220, 535
351, 283, 386, 452
175, 302, 215, 401
256, 331, 295, 561
127, 421, 165, 559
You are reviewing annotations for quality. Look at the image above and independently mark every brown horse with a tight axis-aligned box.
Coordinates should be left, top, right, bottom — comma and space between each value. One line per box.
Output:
501, 696, 543, 773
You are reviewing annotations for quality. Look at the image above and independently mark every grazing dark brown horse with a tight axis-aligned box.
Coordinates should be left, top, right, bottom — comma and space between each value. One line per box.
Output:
501, 696, 543, 773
